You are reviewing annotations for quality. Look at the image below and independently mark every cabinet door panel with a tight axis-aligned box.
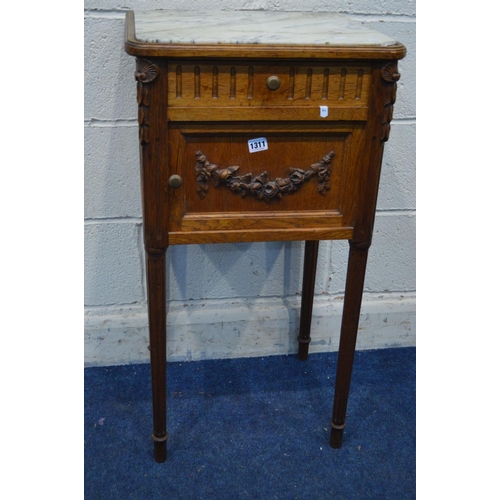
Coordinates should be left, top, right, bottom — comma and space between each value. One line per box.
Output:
167, 122, 365, 244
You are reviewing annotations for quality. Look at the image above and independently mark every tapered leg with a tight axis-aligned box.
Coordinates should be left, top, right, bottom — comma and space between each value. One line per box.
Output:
146, 247, 168, 462
330, 241, 370, 448
297, 240, 320, 361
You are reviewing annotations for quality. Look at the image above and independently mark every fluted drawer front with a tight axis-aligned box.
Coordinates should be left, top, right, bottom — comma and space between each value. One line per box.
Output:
167, 62, 371, 109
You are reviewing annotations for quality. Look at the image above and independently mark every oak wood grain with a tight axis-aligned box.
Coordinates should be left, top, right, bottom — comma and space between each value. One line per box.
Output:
180, 211, 344, 231
168, 227, 354, 245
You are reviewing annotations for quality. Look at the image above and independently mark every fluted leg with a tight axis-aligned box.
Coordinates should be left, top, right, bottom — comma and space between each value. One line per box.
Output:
330, 241, 370, 448
146, 247, 168, 462
297, 240, 320, 361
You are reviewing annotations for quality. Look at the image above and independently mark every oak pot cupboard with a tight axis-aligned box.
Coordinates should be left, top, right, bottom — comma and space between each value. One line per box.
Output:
124, 10, 406, 462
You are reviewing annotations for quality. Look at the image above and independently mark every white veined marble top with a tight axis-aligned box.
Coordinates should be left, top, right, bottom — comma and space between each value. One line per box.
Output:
133, 10, 398, 47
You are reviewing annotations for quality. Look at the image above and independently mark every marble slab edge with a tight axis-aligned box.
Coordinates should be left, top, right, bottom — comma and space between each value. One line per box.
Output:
124, 11, 406, 60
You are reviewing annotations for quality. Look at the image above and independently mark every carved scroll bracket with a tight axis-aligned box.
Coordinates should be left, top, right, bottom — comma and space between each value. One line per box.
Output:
195, 150, 335, 202
381, 62, 400, 84
135, 58, 159, 83
135, 58, 159, 145
380, 62, 400, 142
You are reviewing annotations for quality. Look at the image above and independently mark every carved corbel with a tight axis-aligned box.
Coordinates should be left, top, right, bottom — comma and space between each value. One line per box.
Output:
134, 58, 159, 145
380, 62, 400, 142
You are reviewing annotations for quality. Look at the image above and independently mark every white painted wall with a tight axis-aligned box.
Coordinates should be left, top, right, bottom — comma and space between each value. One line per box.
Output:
84, 0, 416, 366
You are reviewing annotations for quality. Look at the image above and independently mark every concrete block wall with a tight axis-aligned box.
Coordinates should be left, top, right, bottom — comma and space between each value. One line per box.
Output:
84, 0, 416, 366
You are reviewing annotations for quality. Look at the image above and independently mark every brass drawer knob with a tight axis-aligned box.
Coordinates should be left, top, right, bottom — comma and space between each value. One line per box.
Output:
266, 75, 281, 90
168, 174, 183, 188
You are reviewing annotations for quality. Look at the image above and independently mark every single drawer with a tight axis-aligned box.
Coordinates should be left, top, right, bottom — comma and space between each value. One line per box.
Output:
167, 61, 372, 121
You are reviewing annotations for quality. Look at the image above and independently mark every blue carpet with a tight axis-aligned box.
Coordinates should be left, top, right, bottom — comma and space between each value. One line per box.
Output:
85, 347, 415, 499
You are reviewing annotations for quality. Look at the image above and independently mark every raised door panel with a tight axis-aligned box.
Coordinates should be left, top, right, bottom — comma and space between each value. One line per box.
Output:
167, 122, 365, 244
